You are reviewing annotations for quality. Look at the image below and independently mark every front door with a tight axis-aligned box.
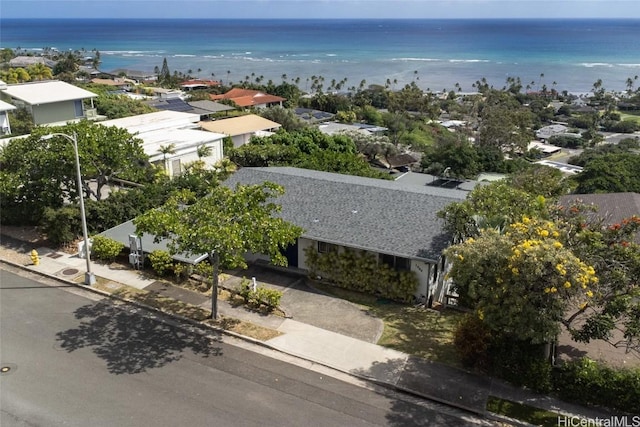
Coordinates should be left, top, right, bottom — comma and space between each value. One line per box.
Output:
282, 240, 299, 268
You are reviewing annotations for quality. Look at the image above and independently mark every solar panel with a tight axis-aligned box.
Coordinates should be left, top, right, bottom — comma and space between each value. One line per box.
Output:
154, 99, 193, 112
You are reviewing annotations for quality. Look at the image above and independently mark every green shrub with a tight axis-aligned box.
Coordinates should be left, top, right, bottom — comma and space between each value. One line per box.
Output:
41, 206, 81, 245
304, 246, 418, 302
194, 262, 214, 283
237, 278, 283, 310
488, 337, 553, 393
553, 358, 640, 414
172, 262, 193, 283
453, 314, 491, 369
148, 250, 174, 276
91, 235, 125, 262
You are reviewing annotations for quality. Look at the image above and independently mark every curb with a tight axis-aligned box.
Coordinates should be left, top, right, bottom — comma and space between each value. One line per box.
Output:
1, 257, 514, 423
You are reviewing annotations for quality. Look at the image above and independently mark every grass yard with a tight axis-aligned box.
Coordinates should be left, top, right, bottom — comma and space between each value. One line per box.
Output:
618, 110, 640, 123
310, 281, 464, 366
374, 305, 464, 365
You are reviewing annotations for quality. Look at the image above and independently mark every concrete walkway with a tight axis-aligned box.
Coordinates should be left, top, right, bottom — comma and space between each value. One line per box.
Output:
0, 241, 619, 423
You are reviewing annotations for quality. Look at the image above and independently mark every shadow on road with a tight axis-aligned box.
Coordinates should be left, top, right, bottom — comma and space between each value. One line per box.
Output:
56, 300, 222, 374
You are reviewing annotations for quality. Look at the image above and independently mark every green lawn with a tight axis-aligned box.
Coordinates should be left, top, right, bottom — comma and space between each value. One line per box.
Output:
618, 111, 640, 123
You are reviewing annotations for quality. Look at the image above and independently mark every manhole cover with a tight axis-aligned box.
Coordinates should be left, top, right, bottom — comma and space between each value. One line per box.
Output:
1, 363, 17, 376
62, 268, 79, 276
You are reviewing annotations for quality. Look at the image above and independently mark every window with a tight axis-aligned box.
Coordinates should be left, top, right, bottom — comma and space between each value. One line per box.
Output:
395, 257, 411, 271
171, 159, 182, 176
379, 253, 411, 271
318, 241, 338, 254
74, 100, 84, 117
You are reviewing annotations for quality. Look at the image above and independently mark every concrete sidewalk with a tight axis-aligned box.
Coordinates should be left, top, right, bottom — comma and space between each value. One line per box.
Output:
1, 241, 617, 423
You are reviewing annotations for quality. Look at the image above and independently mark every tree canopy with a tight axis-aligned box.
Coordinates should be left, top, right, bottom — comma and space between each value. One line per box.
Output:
573, 153, 640, 194
229, 128, 391, 179
446, 217, 597, 344
441, 174, 640, 356
134, 183, 304, 318
0, 122, 149, 224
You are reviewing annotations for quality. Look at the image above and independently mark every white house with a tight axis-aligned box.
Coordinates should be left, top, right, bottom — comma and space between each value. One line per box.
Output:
0, 96, 16, 136
100, 111, 226, 177
0, 80, 99, 125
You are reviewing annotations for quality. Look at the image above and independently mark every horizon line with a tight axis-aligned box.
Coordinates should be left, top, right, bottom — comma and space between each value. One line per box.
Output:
2, 16, 640, 20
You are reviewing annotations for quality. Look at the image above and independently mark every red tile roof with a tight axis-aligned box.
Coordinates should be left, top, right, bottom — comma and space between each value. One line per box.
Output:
210, 88, 285, 107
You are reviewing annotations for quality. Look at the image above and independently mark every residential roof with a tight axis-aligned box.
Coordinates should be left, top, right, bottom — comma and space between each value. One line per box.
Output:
108, 69, 156, 80
0, 100, 17, 112
90, 78, 134, 86
1, 80, 97, 105
100, 110, 201, 134
180, 79, 220, 89
223, 167, 466, 261
99, 110, 225, 161
198, 114, 281, 136
141, 128, 226, 162
559, 192, 640, 243
535, 160, 583, 175
528, 141, 562, 154
144, 98, 208, 115
99, 220, 208, 264
188, 100, 235, 114
9, 56, 55, 68
317, 122, 387, 136
536, 124, 569, 139
210, 88, 285, 107
294, 107, 334, 123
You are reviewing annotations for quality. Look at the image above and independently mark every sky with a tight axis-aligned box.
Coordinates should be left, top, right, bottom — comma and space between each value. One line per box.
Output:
2, 0, 639, 19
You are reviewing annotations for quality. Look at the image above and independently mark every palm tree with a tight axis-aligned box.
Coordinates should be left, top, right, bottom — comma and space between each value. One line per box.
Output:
158, 143, 176, 175
214, 158, 237, 180
196, 144, 212, 159
27, 63, 52, 81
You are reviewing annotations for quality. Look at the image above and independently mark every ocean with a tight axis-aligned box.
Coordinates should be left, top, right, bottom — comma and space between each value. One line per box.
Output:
1, 18, 639, 93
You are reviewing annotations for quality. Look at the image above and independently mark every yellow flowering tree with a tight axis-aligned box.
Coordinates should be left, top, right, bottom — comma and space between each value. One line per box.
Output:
446, 217, 597, 344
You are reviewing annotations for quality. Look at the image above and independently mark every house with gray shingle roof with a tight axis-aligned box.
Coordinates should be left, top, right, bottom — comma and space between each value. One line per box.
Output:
224, 167, 467, 303
559, 192, 640, 243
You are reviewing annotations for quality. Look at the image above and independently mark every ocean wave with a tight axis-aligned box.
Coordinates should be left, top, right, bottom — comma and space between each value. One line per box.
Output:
448, 59, 490, 63
122, 53, 163, 58
101, 50, 163, 55
173, 54, 196, 58
391, 57, 441, 62
617, 63, 640, 68
580, 62, 614, 68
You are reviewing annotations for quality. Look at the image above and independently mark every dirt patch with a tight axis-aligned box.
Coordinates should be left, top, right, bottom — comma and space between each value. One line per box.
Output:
0, 226, 50, 246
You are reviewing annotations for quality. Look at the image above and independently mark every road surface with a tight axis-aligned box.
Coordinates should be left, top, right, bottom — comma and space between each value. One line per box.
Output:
0, 267, 492, 427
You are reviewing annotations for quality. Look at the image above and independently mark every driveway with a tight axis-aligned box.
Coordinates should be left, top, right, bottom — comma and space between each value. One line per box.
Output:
223, 263, 384, 343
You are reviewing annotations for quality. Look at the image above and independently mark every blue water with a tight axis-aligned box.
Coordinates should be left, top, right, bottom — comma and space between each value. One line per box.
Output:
1, 18, 639, 93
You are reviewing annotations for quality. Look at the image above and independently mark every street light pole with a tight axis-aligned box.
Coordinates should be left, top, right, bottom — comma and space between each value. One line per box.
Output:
41, 132, 96, 286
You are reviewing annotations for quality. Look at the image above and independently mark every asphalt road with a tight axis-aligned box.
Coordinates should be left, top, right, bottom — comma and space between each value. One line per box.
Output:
0, 268, 490, 427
